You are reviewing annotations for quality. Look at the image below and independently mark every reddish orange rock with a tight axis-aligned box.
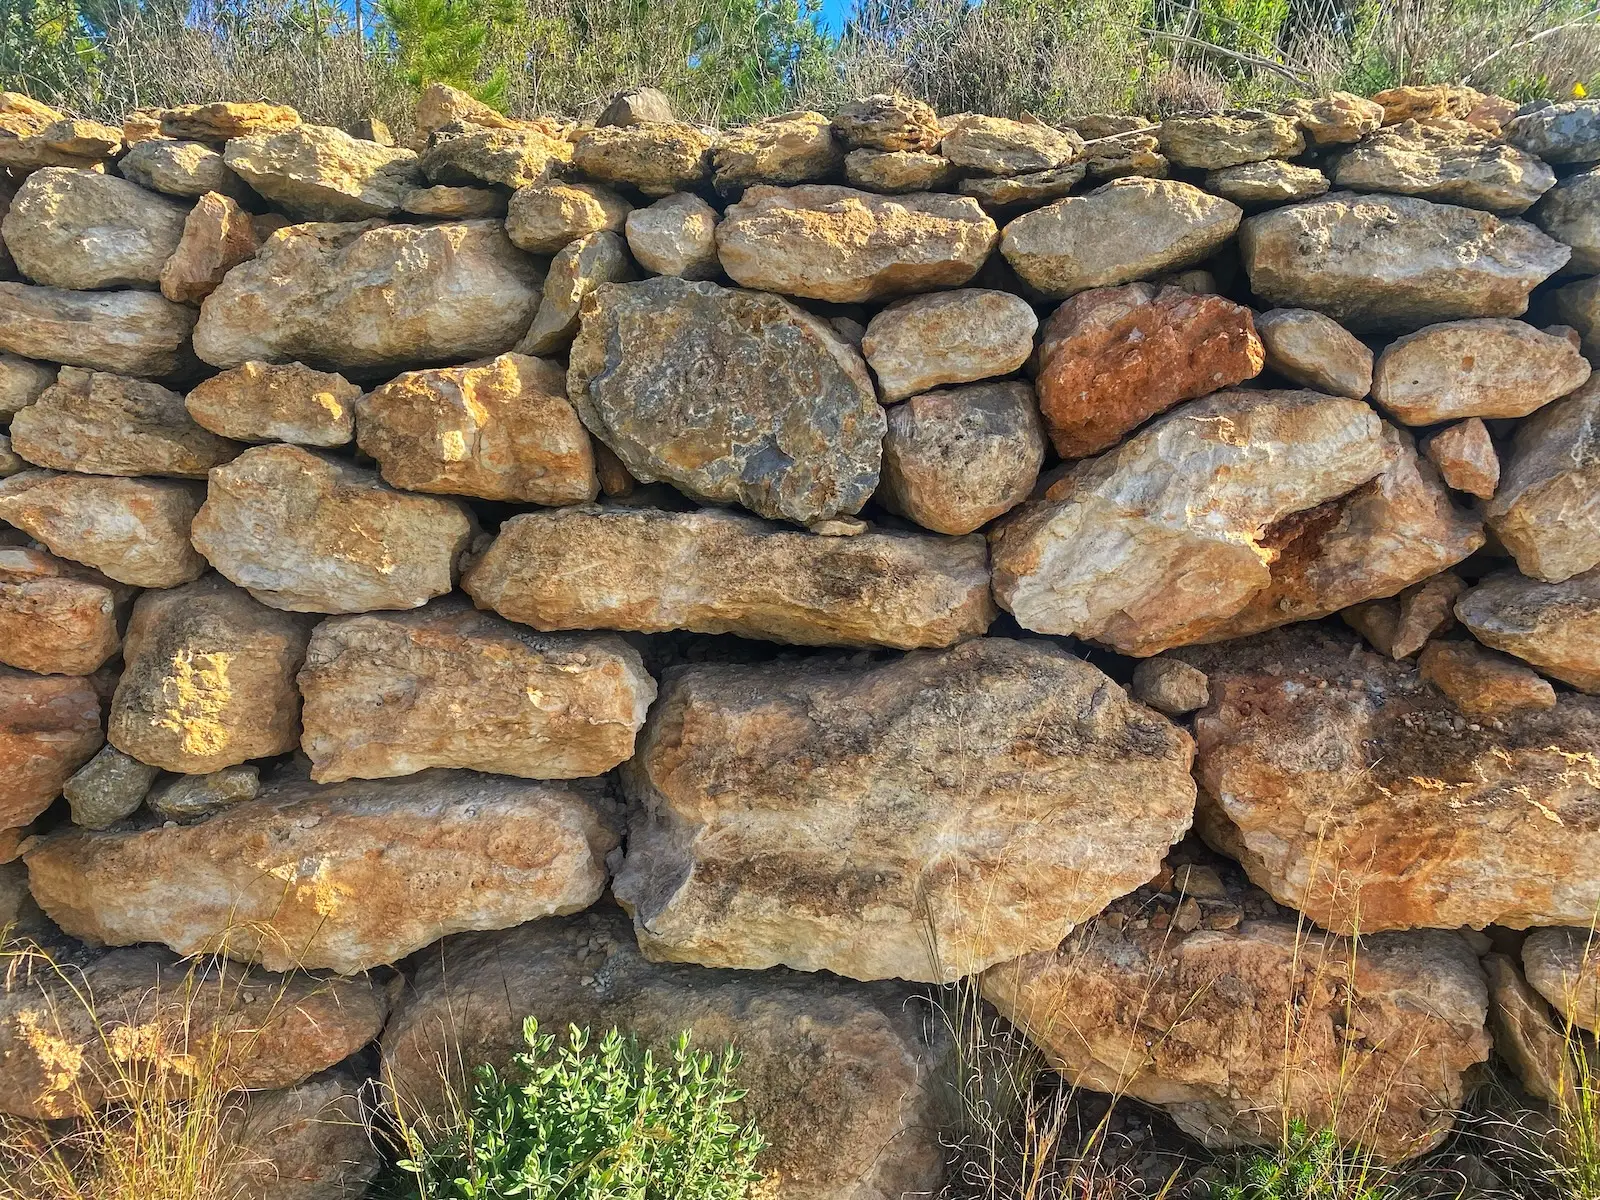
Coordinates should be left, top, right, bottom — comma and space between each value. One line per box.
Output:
0, 546, 127, 676
0, 665, 102, 833
1035, 282, 1264, 458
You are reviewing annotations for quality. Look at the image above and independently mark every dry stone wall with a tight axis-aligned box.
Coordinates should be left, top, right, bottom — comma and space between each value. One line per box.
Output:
1, 81, 1599, 1194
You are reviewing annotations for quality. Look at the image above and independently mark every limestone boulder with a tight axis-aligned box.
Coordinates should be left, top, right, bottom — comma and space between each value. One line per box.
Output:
1034, 283, 1264, 458
185, 361, 358, 447
0, 116, 121, 171
0, 666, 101, 833
10, 367, 241, 477
1130, 657, 1210, 716
463, 505, 995, 649
1062, 113, 1152, 140
941, 114, 1082, 175
193, 219, 544, 374
159, 102, 299, 143
0, 470, 206, 587
118, 138, 243, 198
505, 181, 630, 254
597, 86, 675, 127
24, 768, 620, 973
1181, 625, 1600, 933
1239, 192, 1570, 328
0, 945, 384, 1119
713, 110, 842, 192
1418, 638, 1556, 717
1204, 160, 1328, 208
614, 638, 1195, 982
400, 184, 504, 218
517, 230, 635, 354
1, 168, 189, 290
1553, 275, 1600, 356
1282, 91, 1384, 145
1371, 84, 1483, 125
1333, 120, 1556, 214
1425, 418, 1500, 498
716, 184, 996, 302
190, 444, 475, 613
107, 576, 313, 774
832, 93, 942, 152
1158, 111, 1303, 169
1505, 100, 1600, 164
298, 598, 653, 783
1486, 951, 1583, 1108
413, 83, 521, 140
1533, 166, 1600, 273
221, 1065, 380, 1200
1371, 318, 1589, 424
64, 744, 158, 828
1343, 571, 1466, 659
0, 355, 55, 417
984, 915, 1488, 1161
0, 546, 125, 675
1254, 307, 1372, 397
570, 123, 713, 195
1484, 380, 1600, 582
844, 150, 958, 194
1000, 178, 1241, 299
159, 191, 260, 303
147, 765, 260, 821
567, 277, 883, 524
357, 352, 595, 503
861, 288, 1036, 402
1456, 568, 1600, 693
222, 125, 421, 220
1524, 927, 1600, 1033
623, 191, 718, 278
879, 381, 1044, 535
0, 283, 197, 377
958, 165, 1087, 212
418, 125, 565, 190
1080, 131, 1168, 182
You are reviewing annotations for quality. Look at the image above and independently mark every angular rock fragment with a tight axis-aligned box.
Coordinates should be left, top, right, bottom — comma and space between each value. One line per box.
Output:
1523, 927, 1600, 1033
0, 470, 207, 587
517, 230, 634, 354
0, 546, 125, 675
0, 945, 383, 1119
1343, 572, 1466, 659
1158, 111, 1303, 170
712, 110, 842, 192
159, 191, 260, 303
159, 101, 300, 143
357, 352, 596, 503
1062, 113, 1152, 140
879, 381, 1044, 535
63, 744, 158, 828
844, 148, 958, 197
222, 125, 422, 220
0, 116, 121, 171
185, 360, 359, 447
1281, 91, 1384, 145
463, 505, 995, 648
1371, 318, 1590, 424
298, 598, 653, 783
419, 125, 565, 190
1333, 120, 1556, 214
505, 180, 630, 253
958, 164, 1086, 211
10, 367, 241, 477
0, 354, 55, 416
1552, 275, 1600, 356
1080, 131, 1168, 182
571, 123, 713, 195
0, 283, 197, 377
221, 1065, 380, 1200
2, 167, 189, 290
190, 444, 475, 612
1419, 638, 1556, 717
118, 138, 243, 198
567, 277, 882, 524
861, 288, 1036, 402
717, 184, 996, 302
614, 639, 1196, 982
1240, 192, 1570, 328
598, 86, 675, 127
1033, 283, 1264, 458
382, 909, 949, 1200
1182, 625, 1600, 933
194, 220, 544, 373
1533, 165, 1600, 273
1254, 307, 1372, 397
1456, 568, 1600, 693
413, 82, 522, 140
1130, 657, 1211, 717
1486, 951, 1583, 1108
1001, 178, 1241, 299
1204, 160, 1328, 207
983, 914, 1488, 1161
399, 184, 503, 218
1505, 100, 1600, 164
623, 191, 718, 278
941, 114, 1082, 175
0, 666, 101, 833
147, 764, 260, 821
1484, 380, 1600, 582
24, 768, 620, 974
833, 93, 943, 152
1425, 418, 1500, 498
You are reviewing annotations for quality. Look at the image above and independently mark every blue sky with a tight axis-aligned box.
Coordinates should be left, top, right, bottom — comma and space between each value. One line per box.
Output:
816, 0, 853, 35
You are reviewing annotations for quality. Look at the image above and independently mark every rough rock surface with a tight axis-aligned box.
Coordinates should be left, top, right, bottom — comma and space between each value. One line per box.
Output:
382, 909, 949, 1200
845, 149, 958, 193
1483, 380, 1600, 582
222, 125, 421, 220
1157, 111, 1303, 169
190, 444, 475, 613
989, 390, 1395, 655
958, 165, 1087, 212
983, 916, 1489, 1161
505, 181, 630, 253
0, 470, 207, 587
1333, 120, 1556, 213
1534, 165, 1600, 272
1033, 283, 1264, 458
1204, 160, 1328, 207
463, 505, 996, 648
571, 123, 713, 196
1523, 927, 1600, 1033
1000, 178, 1241, 299
613, 639, 1196, 982
1343, 572, 1466, 659
0, 666, 101, 833
1181, 625, 1600, 933
221, 1066, 380, 1200
2, 167, 188, 290
1553, 275, 1600, 356
712, 110, 842, 192
118, 138, 242, 197
941, 114, 1082, 175
1505, 100, 1600, 164
1486, 951, 1581, 1108
401, 184, 503, 218
1425, 418, 1500, 498
1239, 192, 1571, 328
1282, 92, 1385, 144
1130, 657, 1211, 716
567, 278, 883, 524
623, 191, 718, 278
1254, 307, 1372, 397
194, 220, 545, 374
716, 184, 997, 302
517, 230, 635, 354
1371, 318, 1590, 424
1080, 131, 1168, 182
159, 191, 260, 303
159, 101, 299, 143
879, 381, 1045, 535
146, 764, 261, 821
861, 288, 1037, 402
0, 945, 384, 1118
24, 768, 620, 974
185, 361, 359, 447
107, 576, 313, 774
357, 353, 596, 503
832, 93, 942, 152
1456, 568, 1600, 692
0, 283, 197, 377
0, 355, 55, 417
297, 598, 653, 782
1418, 639, 1556, 716
0, 546, 124, 675
418, 126, 565, 190
11, 367, 241, 478
63, 744, 158, 828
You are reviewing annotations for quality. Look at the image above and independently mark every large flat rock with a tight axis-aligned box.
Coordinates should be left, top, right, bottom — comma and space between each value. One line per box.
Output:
1332, 120, 1556, 214
0, 283, 197, 377
222, 124, 421, 220
1456, 568, 1600, 693
2, 167, 189, 290
0, 546, 124, 675
1371, 318, 1590, 424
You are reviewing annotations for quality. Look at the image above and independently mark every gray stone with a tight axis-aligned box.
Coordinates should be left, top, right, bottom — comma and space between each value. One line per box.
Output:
1333, 120, 1556, 214
1254, 308, 1372, 397
1533, 165, 1600, 272
146, 765, 261, 820
1484, 380, 1600, 582
622, 191, 719, 278
1131, 657, 1210, 716
1158, 111, 1304, 169
0, 283, 197, 377
1457, 568, 1600, 693
63, 745, 159, 829
516, 230, 634, 355
1505, 100, 1600, 163
1204, 160, 1329, 207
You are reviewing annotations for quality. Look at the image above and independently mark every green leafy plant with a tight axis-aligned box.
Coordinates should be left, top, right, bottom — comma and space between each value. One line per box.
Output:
1214, 1119, 1392, 1200
389, 1018, 765, 1200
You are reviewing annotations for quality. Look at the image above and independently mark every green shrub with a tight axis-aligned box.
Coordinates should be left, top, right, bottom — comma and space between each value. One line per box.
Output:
1214, 1120, 1392, 1200
389, 1018, 765, 1200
